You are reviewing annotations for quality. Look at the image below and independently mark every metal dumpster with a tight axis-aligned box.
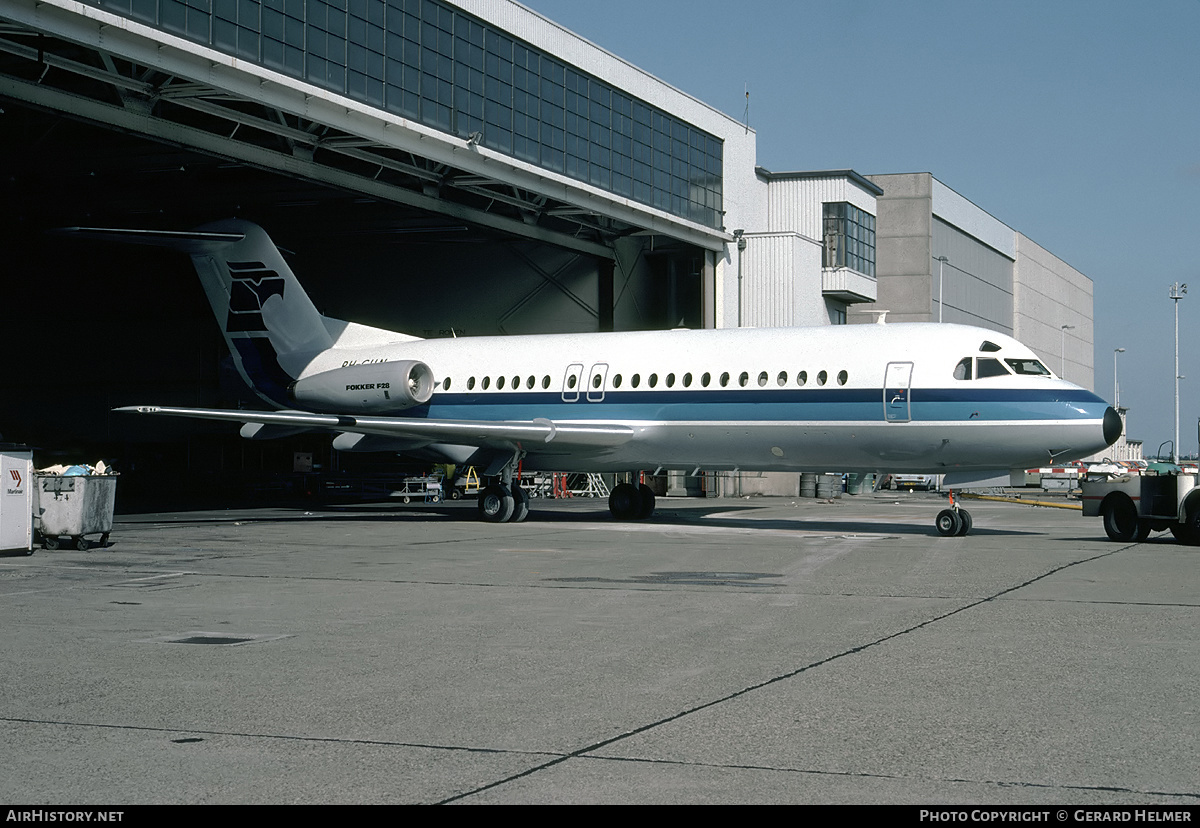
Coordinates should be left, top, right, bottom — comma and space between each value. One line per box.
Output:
34, 473, 118, 551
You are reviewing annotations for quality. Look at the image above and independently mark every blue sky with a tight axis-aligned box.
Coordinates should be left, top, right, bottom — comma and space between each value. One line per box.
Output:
521, 0, 1200, 457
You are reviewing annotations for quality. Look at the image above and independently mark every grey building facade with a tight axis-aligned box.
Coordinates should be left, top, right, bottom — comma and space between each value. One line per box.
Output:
853, 172, 1094, 391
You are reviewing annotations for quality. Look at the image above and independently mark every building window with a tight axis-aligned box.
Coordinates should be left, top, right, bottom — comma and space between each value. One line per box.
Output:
89, 0, 724, 229
823, 202, 875, 278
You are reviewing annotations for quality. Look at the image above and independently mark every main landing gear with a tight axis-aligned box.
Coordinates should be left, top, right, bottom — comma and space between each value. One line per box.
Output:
477, 482, 530, 523
476, 452, 531, 524
476, 463, 657, 524
608, 482, 656, 521
935, 491, 973, 536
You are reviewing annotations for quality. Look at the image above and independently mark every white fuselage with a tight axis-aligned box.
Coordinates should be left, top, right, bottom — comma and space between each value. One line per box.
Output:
284, 322, 1117, 474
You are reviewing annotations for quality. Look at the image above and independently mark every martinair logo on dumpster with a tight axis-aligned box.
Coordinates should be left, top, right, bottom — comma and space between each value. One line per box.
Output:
226, 261, 285, 333
6, 469, 22, 495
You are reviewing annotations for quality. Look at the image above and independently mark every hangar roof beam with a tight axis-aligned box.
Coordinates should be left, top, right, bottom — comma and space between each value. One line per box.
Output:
0, 1, 729, 255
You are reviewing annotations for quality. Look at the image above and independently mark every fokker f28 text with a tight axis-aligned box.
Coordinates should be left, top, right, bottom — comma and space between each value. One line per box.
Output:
69, 220, 1120, 534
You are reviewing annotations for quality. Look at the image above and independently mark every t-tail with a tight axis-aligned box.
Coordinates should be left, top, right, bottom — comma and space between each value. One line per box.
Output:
58, 220, 414, 408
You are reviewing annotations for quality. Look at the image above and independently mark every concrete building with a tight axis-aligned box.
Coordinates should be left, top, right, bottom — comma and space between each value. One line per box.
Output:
854, 173, 1094, 391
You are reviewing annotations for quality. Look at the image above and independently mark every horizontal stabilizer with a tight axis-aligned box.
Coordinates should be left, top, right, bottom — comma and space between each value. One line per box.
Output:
54, 227, 245, 254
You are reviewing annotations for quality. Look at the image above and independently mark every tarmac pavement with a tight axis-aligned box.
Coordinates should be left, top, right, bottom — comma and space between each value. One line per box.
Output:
1, 492, 1196, 804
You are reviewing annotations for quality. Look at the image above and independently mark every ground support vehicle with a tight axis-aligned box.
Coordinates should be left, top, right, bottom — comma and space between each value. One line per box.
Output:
1081, 468, 1200, 543
889, 473, 937, 491
396, 474, 443, 504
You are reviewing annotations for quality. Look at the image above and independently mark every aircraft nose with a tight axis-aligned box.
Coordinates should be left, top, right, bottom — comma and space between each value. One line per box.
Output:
1103, 406, 1123, 447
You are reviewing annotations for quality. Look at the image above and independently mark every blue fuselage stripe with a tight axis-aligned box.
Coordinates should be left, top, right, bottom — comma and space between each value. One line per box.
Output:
392, 387, 1109, 423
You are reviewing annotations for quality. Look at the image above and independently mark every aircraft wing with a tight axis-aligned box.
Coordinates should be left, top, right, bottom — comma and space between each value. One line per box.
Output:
113, 406, 635, 451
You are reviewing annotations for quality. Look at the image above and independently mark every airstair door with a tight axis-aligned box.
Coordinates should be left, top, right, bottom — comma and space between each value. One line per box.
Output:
884, 362, 913, 422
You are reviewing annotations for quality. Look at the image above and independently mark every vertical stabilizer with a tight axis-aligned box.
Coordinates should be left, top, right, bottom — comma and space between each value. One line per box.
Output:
186, 220, 333, 405
60, 220, 337, 408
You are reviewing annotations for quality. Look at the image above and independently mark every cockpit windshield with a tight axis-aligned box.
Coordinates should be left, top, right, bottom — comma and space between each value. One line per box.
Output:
976, 358, 1010, 378
954, 357, 1015, 380
1005, 358, 1052, 377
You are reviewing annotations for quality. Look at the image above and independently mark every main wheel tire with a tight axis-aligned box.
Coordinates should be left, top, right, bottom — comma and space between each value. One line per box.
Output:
478, 484, 515, 523
510, 484, 530, 523
1102, 497, 1139, 542
935, 509, 962, 536
608, 482, 641, 521
955, 509, 973, 536
636, 483, 656, 520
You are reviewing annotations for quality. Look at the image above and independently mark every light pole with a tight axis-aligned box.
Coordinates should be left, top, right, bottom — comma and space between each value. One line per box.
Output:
934, 256, 949, 323
1170, 282, 1187, 462
1060, 324, 1074, 378
1114, 347, 1125, 407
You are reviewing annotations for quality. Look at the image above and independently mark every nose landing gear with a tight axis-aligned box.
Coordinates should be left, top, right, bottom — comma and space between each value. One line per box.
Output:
935, 491, 973, 536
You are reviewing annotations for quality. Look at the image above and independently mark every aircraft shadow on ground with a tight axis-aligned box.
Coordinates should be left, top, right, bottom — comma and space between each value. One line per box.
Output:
261, 500, 1047, 538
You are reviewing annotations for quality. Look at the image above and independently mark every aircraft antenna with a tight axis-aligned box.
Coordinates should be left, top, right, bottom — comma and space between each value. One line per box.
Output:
743, 84, 750, 134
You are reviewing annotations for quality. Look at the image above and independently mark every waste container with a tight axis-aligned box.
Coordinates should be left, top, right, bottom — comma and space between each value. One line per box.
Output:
34, 473, 118, 551
1, 445, 34, 554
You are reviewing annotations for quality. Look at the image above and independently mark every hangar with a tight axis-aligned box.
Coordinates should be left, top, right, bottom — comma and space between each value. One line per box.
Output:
0, 0, 1093, 505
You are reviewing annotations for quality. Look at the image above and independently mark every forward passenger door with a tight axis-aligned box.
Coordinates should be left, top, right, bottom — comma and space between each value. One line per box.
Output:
884, 361, 913, 422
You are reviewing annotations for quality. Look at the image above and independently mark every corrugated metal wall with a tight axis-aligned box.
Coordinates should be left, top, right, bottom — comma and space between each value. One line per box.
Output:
931, 218, 1014, 334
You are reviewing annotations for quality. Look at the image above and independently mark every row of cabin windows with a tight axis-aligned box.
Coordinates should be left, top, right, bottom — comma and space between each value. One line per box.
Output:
444, 369, 851, 392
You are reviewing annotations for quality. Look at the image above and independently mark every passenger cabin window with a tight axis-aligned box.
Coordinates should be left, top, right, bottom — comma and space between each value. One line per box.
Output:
976, 358, 1011, 378
953, 358, 973, 380
1006, 358, 1052, 376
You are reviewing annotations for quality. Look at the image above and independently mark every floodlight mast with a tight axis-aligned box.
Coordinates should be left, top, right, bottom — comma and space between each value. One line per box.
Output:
1170, 282, 1187, 462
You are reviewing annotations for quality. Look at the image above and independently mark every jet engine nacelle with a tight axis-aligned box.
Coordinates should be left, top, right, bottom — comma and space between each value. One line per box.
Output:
290, 360, 435, 413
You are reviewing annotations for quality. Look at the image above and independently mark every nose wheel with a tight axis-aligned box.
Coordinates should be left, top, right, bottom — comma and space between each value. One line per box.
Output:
935, 491, 973, 536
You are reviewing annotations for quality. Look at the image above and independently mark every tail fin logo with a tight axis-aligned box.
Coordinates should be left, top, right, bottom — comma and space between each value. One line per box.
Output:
226, 261, 285, 333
